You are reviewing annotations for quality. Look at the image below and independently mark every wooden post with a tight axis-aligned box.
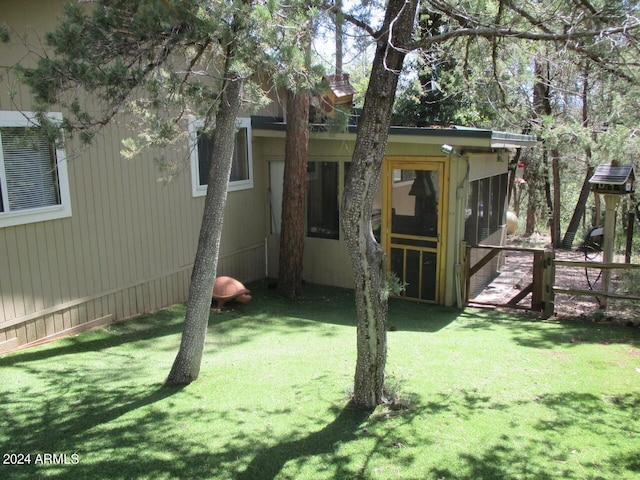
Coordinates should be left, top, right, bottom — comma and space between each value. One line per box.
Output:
532, 249, 554, 317
532, 250, 544, 311
459, 241, 468, 306
626, 212, 635, 264
541, 250, 555, 319
601, 194, 620, 309
465, 245, 472, 305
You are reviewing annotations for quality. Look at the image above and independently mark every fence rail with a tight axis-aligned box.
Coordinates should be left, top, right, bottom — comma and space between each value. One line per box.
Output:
465, 244, 640, 318
553, 259, 640, 302
465, 245, 553, 318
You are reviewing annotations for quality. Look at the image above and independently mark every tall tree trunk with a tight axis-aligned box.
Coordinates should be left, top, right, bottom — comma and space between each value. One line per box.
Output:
341, 0, 418, 408
334, 0, 344, 75
525, 154, 543, 234
561, 166, 594, 249
278, 90, 309, 298
561, 64, 593, 249
593, 192, 602, 226
166, 72, 244, 385
550, 148, 561, 247
528, 58, 553, 237
507, 143, 524, 207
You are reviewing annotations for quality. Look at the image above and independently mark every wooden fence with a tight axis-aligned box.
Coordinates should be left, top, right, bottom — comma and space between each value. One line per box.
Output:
553, 259, 640, 303
466, 245, 640, 318
465, 245, 554, 318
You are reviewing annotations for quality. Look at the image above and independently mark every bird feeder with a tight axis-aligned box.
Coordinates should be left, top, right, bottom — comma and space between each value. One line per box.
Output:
318, 73, 357, 115
588, 163, 636, 308
588, 163, 635, 195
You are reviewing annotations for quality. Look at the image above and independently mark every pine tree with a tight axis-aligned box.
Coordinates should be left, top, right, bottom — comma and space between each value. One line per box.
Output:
18, 0, 319, 384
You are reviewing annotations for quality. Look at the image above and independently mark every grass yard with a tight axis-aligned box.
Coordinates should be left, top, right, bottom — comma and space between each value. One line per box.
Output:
1, 280, 639, 479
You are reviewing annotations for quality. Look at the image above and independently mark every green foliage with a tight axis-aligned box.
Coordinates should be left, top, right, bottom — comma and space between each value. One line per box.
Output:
17, 0, 323, 164
393, 81, 457, 127
383, 270, 407, 300
618, 267, 640, 295
406, 2, 640, 238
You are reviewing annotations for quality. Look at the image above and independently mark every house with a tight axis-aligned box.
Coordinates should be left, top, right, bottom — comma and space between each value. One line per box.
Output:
260, 119, 536, 305
0, 1, 536, 352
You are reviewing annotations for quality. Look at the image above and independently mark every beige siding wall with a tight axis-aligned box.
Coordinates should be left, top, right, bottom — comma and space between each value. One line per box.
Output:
260, 135, 355, 288
0, 1, 267, 351
258, 130, 508, 307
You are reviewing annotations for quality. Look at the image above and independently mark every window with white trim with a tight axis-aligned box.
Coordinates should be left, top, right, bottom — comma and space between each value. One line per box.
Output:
189, 117, 253, 197
0, 111, 71, 228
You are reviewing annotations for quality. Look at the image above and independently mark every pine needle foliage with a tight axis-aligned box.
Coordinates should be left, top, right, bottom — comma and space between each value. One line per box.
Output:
17, 0, 323, 162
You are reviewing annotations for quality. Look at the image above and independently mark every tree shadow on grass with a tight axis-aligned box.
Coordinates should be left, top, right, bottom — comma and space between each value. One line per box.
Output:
425, 390, 640, 480
458, 308, 640, 349
236, 402, 374, 480
0, 303, 259, 366
387, 300, 462, 332
3, 281, 462, 367
247, 279, 462, 333
0, 307, 187, 366
0, 379, 185, 452
0, 381, 199, 480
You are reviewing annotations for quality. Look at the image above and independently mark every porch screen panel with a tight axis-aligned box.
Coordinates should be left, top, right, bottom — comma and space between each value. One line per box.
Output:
388, 166, 442, 302
465, 173, 509, 245
390, 247, 407, 294
421, 251, 437, 301
404, 249, 421, 298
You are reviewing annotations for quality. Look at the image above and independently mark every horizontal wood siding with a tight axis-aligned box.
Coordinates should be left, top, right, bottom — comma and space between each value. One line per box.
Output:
0, 1, 267, 351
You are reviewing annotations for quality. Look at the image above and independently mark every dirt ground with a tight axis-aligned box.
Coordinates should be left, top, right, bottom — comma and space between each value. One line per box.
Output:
471, 233, 640, 327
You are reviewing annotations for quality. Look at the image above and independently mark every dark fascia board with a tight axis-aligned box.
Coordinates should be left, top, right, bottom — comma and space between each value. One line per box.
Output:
251, 116, 538, 148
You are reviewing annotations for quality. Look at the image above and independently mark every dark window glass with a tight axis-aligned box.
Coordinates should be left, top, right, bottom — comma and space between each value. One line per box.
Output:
307, 161, 339, 239
465, 173, 509, 245
197, 128, 249, 186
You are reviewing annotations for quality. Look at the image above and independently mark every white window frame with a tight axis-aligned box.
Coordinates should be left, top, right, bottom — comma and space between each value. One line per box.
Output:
189, 117, 253, 197
0, 111, 71, 228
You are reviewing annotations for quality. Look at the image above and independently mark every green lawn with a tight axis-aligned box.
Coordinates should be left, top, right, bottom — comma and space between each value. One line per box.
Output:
1, 281, 639, 479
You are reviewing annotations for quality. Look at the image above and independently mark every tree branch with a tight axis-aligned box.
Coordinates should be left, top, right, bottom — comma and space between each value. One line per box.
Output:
410, 21, 640, 51
321, 0, 378, 37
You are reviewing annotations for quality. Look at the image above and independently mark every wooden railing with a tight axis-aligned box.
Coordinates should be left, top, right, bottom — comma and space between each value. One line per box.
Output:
465, 245, 554, 318
553, 260, 640, 302
466, 244, 640, 317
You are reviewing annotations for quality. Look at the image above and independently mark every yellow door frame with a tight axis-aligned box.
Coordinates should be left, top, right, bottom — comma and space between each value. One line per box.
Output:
383, 156, 450, 303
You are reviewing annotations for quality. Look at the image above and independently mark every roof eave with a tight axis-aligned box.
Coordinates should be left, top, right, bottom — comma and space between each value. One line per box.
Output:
251, 116, 539, 148
490, 130, 538, 149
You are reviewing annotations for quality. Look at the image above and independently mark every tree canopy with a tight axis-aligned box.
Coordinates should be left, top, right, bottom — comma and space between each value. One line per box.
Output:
18, 0, 321, 154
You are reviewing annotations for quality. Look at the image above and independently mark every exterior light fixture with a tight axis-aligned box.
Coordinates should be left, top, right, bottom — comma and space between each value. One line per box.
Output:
441, 144, 455, 155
